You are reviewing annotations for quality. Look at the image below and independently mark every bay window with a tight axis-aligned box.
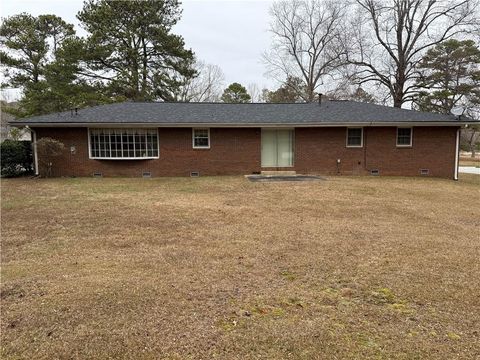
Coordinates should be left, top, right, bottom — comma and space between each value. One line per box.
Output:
89, 128, 159, 159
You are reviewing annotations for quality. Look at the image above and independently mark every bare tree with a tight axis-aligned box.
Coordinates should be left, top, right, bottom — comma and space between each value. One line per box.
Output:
247, 83, 262, 102
346, 0, 479, 108
461, 126, 480, 157
326, 84, 378, 103
263, 0, 347, 102
462, 104, 480, 157
176, 60, 225, 102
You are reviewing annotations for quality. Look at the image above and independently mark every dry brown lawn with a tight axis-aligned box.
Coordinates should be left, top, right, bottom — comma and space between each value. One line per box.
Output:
1, 174, 480, 359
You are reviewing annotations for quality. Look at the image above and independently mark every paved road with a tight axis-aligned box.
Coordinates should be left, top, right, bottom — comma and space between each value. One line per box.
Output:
459, 166, 480, 175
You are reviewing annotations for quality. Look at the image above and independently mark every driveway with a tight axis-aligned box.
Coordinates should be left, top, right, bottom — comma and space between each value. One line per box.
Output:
459, 166, 480, 175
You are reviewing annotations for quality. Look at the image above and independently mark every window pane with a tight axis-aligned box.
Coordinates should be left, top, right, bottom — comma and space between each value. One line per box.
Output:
128, 135, 132, 156
347, 128, 362, 146
194, 137, 209, 147
277, 130, 294, 167
261, 130, 277, 167
151, 134, 158, 156
134, 133, 141, 157
193, 129, 209, 147
195, 129, 208, 137
397, 128, 411, 145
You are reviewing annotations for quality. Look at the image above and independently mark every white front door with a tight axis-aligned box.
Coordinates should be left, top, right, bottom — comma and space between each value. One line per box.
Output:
261, 129, 294, 167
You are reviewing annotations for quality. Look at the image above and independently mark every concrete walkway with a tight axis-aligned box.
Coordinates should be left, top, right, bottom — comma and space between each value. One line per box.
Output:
459, 166, 480, 175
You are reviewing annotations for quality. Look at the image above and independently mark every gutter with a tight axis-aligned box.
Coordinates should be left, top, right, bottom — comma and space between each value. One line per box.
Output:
8, 121, 478, 128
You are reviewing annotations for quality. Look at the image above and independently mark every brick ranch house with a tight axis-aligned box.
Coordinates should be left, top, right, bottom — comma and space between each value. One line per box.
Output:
11, 100, 476, 179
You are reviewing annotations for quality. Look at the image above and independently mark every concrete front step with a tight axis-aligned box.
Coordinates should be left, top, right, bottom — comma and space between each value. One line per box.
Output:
261, 170, 297, 176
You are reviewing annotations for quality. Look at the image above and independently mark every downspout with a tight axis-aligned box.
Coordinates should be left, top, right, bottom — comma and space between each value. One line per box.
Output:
32, 129, 39, 176
454, 127, 460, 181
364, 123, 372, 172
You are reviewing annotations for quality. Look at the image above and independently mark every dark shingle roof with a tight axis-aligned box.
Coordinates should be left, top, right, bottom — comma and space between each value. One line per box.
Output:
11, 100, 473, 126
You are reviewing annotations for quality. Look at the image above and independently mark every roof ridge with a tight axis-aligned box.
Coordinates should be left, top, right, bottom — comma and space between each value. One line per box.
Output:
125, 101, 315, 105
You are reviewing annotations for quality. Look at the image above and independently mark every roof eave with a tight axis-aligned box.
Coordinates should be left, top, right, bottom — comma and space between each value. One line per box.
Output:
9, 121, 475, 127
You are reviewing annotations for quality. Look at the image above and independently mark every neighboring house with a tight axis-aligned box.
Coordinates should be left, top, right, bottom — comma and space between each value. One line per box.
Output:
11, 100, 479, 179
1, 104, 15, 141
1, 102, 31, 142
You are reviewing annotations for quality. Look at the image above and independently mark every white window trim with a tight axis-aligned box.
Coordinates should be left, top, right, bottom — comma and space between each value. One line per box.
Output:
346, 127, 363, 148
192, 128, 210, 149
396, 127, 413, 147
88, 128, 160, 160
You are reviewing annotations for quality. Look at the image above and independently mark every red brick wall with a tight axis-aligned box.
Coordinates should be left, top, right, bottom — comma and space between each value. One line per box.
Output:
33, 126, 458, 178
34, 127, 261, 177
294, 127, 458, 178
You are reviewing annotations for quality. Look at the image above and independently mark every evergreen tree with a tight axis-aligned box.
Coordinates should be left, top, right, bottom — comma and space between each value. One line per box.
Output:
1, 13, 110, 117
0, 13, 74, 87
414, 39, 480, 114
77, 0, 196, 101
221, 83, 251, 103
262, 77, 307, 103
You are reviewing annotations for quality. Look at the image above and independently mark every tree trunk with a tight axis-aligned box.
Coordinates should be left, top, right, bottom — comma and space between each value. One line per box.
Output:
469, 131, 477, 158
306, 83, 315, 103
141, 37, 148, 100
393, 97, 403, 108
393, 67, 405, 108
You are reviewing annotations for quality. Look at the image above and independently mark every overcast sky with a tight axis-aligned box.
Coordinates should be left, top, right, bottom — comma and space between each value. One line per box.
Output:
1, 0, 276, 100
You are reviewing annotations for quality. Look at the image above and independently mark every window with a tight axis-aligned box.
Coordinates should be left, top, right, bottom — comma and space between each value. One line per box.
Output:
346, 128, 363, 147
89, 128, 158, 159
397, 127, 412, 147
193, 128, 210, 149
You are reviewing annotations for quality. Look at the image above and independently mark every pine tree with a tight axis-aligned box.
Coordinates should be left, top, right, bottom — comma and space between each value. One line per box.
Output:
262, 77, 307, 103
77, 0, 196, 101
414, 39, 480, 114
221, 83, 251, 103
1, 13, 110, 116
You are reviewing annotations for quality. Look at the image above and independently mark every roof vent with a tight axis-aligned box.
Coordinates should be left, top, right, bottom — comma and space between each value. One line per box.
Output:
318, 93, 323, 106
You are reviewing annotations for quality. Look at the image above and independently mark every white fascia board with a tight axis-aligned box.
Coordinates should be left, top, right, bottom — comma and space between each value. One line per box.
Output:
10, 122, 473, 128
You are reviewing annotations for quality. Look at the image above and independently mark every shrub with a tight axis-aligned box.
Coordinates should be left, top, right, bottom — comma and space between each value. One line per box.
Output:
36, 137, 65, 177
1, 140, 33, 177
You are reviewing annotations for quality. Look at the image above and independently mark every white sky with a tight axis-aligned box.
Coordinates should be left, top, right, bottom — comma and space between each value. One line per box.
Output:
0, 0, 276, 100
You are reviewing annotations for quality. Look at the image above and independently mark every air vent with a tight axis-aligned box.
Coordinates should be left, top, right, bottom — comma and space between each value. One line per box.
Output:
420, 169, 429, 176
190, 171, 200, 177
370, 169, 379, 176
142, 171, 151, 178
93, 172, 103, 178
